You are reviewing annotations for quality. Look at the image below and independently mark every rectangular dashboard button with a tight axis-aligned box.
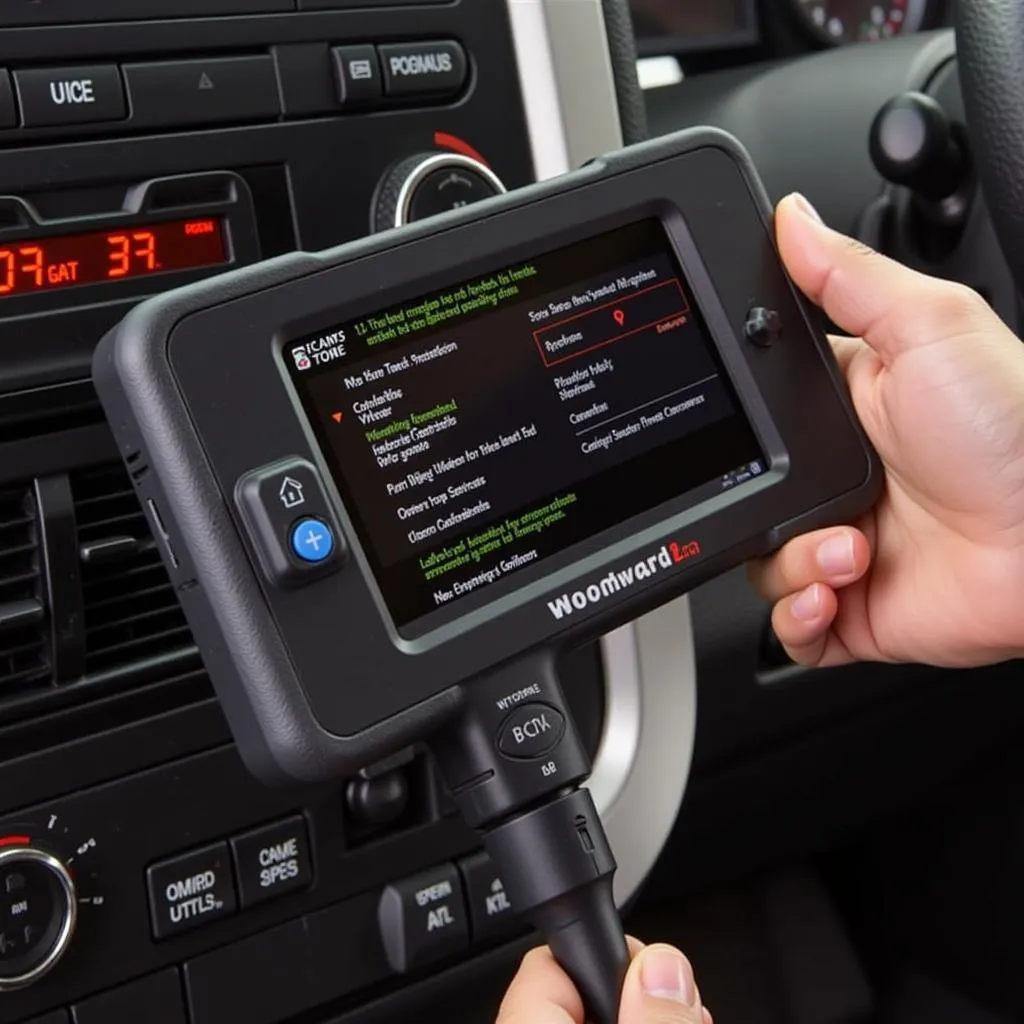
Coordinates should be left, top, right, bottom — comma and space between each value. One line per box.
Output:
14, 65, 125, 128
123, 56, 281, 129
378, 41, 467, 99
230, 815, 313, 908
146, 842, 238, 939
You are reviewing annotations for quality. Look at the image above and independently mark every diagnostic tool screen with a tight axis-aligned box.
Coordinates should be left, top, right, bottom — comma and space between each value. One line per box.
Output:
287, 219, 763, 628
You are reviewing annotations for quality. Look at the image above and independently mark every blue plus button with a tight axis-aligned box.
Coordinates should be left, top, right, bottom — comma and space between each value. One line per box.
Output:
290, 518, 335, 563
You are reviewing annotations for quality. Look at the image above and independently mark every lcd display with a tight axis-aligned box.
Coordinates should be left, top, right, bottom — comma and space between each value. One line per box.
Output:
631, 0, 756, 51
0, 217, 228, 298
286, 220, 763, 628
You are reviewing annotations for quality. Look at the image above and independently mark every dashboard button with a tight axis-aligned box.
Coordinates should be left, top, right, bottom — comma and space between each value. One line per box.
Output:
236, 459, 345, 587
378, 863, 469, 972
457, 852, 521, 945
146, 843, 237, 939
73, 968, 186, 1024
14, 65, 125, 128
230, 816, 313, 909
378, 41, 467, 98
123, 56, 280, 129
497, 703, 566, 760
331, 45, 382, 107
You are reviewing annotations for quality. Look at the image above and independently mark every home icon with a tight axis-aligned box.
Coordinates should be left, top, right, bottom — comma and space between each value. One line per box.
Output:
279, 477, 306, 509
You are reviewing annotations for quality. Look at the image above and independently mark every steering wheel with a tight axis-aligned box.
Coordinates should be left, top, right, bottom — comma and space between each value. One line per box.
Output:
957, 2, 1024, 293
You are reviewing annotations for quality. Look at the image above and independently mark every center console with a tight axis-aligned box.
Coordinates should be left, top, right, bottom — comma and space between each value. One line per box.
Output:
0, 4, 696, 1022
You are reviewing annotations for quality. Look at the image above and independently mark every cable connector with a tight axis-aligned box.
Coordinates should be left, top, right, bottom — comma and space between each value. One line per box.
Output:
431, 653, 629, 1024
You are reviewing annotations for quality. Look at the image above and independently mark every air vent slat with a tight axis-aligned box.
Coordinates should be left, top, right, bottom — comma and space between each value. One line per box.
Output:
72, 462, 194, 679
0, 485, 48, 693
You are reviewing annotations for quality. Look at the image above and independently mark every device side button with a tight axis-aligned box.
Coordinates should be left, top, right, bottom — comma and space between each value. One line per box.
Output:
744, 306, 783, 347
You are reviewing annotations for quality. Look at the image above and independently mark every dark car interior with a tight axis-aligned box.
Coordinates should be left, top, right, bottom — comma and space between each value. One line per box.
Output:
3, 1, 1024, 1023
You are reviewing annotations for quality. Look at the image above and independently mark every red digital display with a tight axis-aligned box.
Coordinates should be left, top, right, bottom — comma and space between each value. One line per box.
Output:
0, 217, 228, 298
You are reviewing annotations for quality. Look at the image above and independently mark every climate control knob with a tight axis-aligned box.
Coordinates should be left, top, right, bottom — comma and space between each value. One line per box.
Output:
372, 152, 506, 232
0, 846, 77, 991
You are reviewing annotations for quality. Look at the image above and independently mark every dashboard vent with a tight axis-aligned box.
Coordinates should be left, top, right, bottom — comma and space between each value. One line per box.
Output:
72, 462, 192, 676
0, 484, 48, 691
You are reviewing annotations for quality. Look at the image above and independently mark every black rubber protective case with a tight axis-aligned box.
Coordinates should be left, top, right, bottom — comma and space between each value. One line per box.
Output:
93, 128, 883, 785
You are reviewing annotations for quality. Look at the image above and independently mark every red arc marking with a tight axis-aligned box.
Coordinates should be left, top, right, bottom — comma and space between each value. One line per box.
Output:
433, 131, 491, 167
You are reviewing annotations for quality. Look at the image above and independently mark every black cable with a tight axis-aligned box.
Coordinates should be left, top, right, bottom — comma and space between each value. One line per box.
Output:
431, 655, 630, 1024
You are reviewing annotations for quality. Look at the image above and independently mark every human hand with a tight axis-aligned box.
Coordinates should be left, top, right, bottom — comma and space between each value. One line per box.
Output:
495, 940, 712, 1024
748, 193, 1024, 668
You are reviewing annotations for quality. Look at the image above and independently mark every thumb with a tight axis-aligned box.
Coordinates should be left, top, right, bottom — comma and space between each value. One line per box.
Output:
776, 192, 996, 364
618, 945, 710, 1024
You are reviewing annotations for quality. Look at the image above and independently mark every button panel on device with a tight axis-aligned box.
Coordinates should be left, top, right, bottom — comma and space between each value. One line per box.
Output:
230, 816, 313, 909
378, 41, 468, 98
147, 843, 237, 939
378, 863, 469, 972
14, 65, 125, 127
236, 458, 345, 587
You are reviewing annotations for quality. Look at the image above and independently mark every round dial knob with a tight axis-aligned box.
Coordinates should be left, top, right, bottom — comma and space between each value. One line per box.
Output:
869, 92, 968, 203
0, 846, 77, 991
372, 152, 506, 232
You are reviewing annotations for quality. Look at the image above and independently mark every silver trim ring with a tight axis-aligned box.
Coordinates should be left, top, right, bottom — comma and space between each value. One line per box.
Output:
392, 154, 508, 230
0, 847, 77, 992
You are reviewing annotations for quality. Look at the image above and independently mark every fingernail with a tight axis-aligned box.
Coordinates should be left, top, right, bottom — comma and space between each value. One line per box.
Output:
791, 584, 822, 622
816, 533, 856, 576
791, 192, 823, 224
641, 947, 697, 1006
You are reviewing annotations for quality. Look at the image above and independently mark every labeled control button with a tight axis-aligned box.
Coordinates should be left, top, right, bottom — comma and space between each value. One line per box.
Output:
147, 843, 237, 939
230, 816, 313, 909
497, 703, 566, 760
14, 65, 125, 127
236, 458, 345, 587
123, 56, 280, 129
378, 41, 467, 98
332, 45, 382, 107
378, 863, 468, 972
290, 518, 335, 563
458, 852, 521, 945
744, 306, 782, 348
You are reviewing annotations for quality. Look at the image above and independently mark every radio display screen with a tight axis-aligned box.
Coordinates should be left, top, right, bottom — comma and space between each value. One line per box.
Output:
286, 219, 764, 628
0, 217, 228, 298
